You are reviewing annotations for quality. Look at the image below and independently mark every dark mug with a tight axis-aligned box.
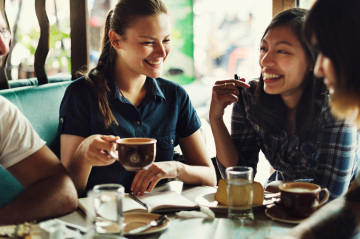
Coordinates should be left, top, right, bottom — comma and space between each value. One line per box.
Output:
116, 138, 157, 171
279, 182, 329, 218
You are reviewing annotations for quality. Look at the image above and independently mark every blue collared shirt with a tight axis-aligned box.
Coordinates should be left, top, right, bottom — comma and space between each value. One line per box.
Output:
58, 76, 201, 193
217, 80, 360, 200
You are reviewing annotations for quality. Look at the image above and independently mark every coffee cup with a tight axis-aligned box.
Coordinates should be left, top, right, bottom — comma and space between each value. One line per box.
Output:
115, 138, 157, 171
279, 182, 329, 218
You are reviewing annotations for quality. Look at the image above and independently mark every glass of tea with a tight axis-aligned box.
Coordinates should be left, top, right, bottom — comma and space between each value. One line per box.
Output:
225, 166, 254, 220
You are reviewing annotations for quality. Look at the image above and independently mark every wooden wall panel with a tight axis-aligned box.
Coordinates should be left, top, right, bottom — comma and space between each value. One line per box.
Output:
273, 0, 297, 17
70, 0, 90, 79
35, 0, 50, 85
0, 0, 9, 89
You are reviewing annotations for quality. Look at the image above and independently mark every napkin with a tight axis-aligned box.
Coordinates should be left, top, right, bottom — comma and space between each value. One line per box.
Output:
63, 227, 82, 239
40, 219, 83, 239
175, 206, 215, 219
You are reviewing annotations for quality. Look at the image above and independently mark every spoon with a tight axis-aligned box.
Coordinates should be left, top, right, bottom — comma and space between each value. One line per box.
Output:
128, 215, 167, 234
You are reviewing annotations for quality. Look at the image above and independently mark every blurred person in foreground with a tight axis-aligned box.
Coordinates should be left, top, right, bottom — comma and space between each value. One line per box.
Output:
271, 0, 360, 238
0, 11, 77, 225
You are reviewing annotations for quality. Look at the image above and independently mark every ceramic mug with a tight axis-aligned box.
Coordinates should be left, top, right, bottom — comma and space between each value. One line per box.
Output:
116, 138, 157, 171
279, 182, 329, 218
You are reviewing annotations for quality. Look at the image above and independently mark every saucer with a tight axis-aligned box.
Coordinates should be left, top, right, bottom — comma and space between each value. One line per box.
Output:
195, 193, 272, 212
265, 205, 307, 224
123, 213, 170, 236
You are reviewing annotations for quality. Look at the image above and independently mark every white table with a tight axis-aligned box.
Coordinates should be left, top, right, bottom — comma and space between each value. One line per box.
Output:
31, 181, 294, 239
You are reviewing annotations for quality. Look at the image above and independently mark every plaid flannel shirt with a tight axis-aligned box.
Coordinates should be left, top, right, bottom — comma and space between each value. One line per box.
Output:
217, 82, 360, 200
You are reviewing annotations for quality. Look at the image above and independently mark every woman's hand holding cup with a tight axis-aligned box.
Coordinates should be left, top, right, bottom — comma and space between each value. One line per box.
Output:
74, 134, 120, 167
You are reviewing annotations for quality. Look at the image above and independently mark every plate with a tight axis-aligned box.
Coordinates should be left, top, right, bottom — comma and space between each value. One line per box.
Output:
0, 223, 31, 238
265, 205, 307, 224
194, 193, 272, 211
123, 213, 170, 236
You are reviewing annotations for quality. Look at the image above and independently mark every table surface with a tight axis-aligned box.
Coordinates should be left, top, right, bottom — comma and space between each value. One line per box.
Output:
31, 181, 295, 239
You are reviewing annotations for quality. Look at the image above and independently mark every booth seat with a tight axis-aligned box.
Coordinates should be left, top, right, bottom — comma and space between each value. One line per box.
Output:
8, 73, 72, 88
0, 81, 71, 207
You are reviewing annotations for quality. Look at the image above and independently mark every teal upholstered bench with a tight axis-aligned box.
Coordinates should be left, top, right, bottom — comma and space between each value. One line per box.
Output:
0, 81, 71, 207
8, 73, 72, 89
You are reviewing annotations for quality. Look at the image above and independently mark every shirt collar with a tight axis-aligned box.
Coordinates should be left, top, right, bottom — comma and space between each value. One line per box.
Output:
147, 77, 165, 100
107, 75, 166, 102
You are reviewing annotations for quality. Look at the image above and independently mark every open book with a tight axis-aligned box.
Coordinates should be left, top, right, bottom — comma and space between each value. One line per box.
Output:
79, 190, 199, 217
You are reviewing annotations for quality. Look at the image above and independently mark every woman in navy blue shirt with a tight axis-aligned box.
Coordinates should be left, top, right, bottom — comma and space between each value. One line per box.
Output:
58, 0, 216, 197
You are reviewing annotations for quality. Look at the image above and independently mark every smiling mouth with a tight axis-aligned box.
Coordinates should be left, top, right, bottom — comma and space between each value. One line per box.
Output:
263, 72, 283, 79
144, 59, 162, 66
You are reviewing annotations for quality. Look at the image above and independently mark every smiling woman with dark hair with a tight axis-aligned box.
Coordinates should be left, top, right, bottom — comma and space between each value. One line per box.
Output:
210, 7, 360, 200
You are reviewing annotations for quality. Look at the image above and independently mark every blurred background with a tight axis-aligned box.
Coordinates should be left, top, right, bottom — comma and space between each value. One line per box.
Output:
4, 0, 315, 184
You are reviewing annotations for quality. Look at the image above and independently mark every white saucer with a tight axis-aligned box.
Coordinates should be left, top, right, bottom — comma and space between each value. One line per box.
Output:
194, 193, 271, 212
123, 213, 170, 236
265, 205, 307, 224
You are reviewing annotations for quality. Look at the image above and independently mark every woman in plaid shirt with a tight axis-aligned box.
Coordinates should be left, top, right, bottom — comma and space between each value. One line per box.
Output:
210, 8, 360, 200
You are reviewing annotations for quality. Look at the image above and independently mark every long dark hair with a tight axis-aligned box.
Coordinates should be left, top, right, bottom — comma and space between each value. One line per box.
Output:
252, 8, 328, 141
304, 0, 360, 127
83, 0, 168, 128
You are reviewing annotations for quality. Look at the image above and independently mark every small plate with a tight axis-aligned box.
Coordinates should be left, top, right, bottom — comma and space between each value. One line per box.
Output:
194, 193, 272, 211
265, 205, 307, 224
123, 213, 170, 236
0, 223, 31, 238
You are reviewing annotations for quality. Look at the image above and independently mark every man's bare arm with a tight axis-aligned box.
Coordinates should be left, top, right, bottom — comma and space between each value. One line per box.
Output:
0, 145, 78, 225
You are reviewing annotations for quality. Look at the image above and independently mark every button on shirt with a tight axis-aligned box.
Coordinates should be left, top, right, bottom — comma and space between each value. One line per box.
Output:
216, 81, 360, 200
58, 76, 201, 193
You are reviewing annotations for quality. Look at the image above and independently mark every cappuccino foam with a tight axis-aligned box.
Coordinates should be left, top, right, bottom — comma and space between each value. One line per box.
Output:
119, 138, 156, 144
285, 188, 315, 193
